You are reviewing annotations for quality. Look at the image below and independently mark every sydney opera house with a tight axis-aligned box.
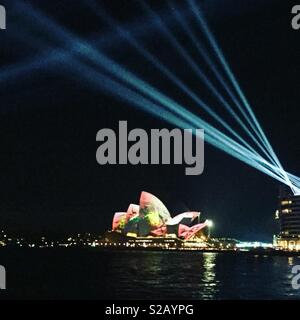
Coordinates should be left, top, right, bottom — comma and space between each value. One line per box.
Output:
110, 191, 210, 242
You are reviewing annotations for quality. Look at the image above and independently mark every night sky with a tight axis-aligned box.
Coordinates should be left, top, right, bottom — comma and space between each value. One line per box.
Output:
1, 0, 299, 241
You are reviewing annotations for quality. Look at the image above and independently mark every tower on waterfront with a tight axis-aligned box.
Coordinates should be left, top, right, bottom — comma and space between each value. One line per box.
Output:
274, 186, 300, 250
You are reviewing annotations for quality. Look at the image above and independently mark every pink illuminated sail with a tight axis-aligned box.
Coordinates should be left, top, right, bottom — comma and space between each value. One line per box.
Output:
126, 204, 140, 221
166, 211, 200, 226
139, 191, 171, 223
178, 221, 208, 240
112, 212, 127, 231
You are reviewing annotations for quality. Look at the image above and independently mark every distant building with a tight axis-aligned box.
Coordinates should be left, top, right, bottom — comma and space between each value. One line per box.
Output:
274, 186, 300, 251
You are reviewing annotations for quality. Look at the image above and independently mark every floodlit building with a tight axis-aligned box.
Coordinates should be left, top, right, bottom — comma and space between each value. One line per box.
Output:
111, 191, 210, 241
274, 186, 300, 251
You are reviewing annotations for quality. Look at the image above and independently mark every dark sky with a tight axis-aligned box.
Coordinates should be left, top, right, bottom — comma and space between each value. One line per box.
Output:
0, 0, 299, 241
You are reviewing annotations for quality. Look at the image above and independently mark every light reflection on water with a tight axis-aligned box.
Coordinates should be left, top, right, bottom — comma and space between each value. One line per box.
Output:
2, 249, 299, 299
199, 253, 218, 299
106, 251, 300, 300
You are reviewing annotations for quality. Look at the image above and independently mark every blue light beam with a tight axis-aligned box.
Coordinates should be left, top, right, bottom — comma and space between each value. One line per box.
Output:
188, 0, 295, 193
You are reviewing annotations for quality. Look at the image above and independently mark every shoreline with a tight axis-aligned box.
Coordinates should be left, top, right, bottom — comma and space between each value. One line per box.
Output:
94, 246, 300, 256
0, 246, 299, 256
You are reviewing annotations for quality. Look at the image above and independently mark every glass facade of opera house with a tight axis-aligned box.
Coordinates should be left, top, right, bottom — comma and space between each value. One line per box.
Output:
110, 191, 209, 241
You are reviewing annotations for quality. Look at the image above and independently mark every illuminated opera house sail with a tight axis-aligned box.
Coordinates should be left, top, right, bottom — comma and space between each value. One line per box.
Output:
112, 191, 209, 240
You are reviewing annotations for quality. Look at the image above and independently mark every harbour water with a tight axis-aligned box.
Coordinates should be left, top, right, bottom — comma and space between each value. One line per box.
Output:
0, 249, 300, 299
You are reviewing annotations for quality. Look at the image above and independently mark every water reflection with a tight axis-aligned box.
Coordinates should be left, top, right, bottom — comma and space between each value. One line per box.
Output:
199, 252, 218, 299
2, 249, 300, 299
288, 257, 294, 266
104, 251, 300, 299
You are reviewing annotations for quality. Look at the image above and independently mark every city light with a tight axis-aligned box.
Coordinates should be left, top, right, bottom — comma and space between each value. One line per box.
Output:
206, 220, 213, 228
